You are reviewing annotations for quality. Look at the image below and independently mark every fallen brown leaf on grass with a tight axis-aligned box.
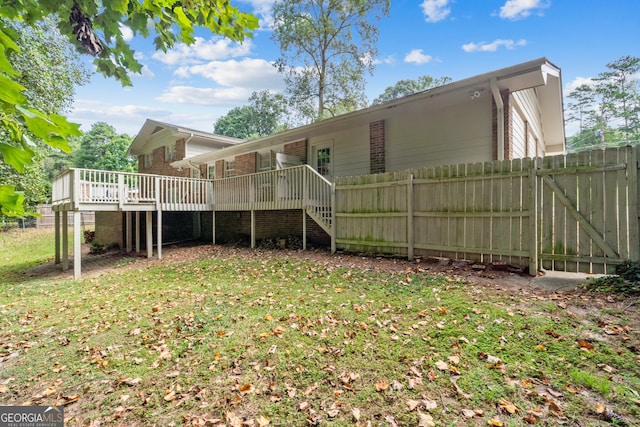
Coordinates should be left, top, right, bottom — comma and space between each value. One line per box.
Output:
577, 340, 594, 351
375, 379, 389, 391
498, 397, 519, 414
418, 412, 435, 427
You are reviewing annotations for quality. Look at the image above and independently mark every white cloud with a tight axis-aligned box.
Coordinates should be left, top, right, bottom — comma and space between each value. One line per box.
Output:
240, 0, 276, 29
462, 39, 527, 52
499, 0, 549, 20
421, 0, 451, 23
68, 100, 170, 135
131, 64, 155, 80
404, 49, 433, 64
175, 58, 284, 90
564, 76, 596, 94
119, 24, 134, 41
155, 86, 254, 106
152, 37, 253, 65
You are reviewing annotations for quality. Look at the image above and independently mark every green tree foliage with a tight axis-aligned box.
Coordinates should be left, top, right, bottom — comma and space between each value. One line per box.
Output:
566, 56, 640, 152
372, 75, 452, 105
271, 0, 390, 123
6, 17, 91, 115
0, 1, 258, 217
214, 90, 288, 140
0, 18, 90, 217
74, 122, 136, 172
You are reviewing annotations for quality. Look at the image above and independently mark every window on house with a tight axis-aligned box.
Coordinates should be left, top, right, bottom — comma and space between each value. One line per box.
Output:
316, 147, 331, 177
143, 154, 153, 168
165, 143, 177, 162
258, 151, 274, 172
208, 164, 216, 179
190, 167, 201, 179
224, 160, 235, 178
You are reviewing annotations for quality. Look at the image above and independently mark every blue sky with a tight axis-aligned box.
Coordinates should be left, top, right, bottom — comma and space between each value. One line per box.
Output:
67, 0, 640, 137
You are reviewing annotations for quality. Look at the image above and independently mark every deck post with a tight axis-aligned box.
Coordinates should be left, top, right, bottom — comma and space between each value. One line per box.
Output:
126, 211, 132, 252
146, 211, 153, 258
251, 210, 256, 249
62, 212, 69, 271
54, 211, 61, 264
302, 170, 307, 250
157, 209, 163, 260
73, 211, 81, 279
135, 211, 140, 253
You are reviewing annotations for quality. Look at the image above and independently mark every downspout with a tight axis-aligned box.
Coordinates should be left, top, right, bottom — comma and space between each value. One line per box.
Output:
491, 78, 505, 161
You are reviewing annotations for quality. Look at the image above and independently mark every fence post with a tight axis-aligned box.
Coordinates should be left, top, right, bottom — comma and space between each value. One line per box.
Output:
407, 173, 414, 261
628, 146, 640, 262
528, 157, 539, 275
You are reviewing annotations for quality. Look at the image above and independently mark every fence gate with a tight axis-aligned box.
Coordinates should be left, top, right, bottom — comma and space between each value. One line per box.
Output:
537, 146, 640, 274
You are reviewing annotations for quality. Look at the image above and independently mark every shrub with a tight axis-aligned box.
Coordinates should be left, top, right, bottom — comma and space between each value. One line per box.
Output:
586, 261, 640, 295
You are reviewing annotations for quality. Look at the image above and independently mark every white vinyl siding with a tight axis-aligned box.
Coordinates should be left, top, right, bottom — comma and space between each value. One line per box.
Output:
511, 89, 545, 157
511, 105, 527, 159
386, 92, 492, 171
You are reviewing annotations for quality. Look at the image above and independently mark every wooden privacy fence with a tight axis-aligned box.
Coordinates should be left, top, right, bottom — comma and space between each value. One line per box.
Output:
334, 146, 640, 274
35, 205, 95, 228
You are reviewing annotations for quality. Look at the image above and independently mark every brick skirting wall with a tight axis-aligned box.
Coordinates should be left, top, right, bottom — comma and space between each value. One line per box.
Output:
204, 210, 330, 247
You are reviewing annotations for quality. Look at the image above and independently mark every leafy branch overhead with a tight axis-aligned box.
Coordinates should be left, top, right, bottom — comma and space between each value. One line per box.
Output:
0, 0, 258, 216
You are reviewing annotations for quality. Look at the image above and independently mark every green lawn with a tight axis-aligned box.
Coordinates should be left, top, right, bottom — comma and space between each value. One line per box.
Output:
0, 228, 638, 426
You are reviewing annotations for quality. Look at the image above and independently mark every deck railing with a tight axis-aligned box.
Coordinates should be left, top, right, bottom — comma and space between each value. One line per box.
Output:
51, 166, 333, 231
211, 165, 333, 232
52, 169, 213, 211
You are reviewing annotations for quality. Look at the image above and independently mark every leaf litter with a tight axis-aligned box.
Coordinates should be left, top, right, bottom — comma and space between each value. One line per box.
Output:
0, 239, 638, 426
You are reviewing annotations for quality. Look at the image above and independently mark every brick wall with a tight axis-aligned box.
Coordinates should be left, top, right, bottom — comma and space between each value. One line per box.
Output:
369, 120, 385, 174
492, 90, 512, 160
211, 210, 329, 246
138, 138, 188, 177
284, 140, 308, 164
235, 152, 257, 176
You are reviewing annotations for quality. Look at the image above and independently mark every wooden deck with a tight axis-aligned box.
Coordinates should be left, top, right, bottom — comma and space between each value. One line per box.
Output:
51, 166, 333, 279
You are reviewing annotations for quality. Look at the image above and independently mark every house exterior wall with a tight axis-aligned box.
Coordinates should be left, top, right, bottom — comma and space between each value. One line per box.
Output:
236, 152, 257, 175
310, 125, 371, 177
187, 140, 221, 158
512, 88, 545, 157
138, 138, 188, 177
386, 92, 493, 171
284, 140, 307, 163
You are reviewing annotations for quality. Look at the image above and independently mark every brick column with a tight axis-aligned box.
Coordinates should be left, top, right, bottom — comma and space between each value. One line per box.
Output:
284, 140, 308, 164
369, 120, 385, 174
